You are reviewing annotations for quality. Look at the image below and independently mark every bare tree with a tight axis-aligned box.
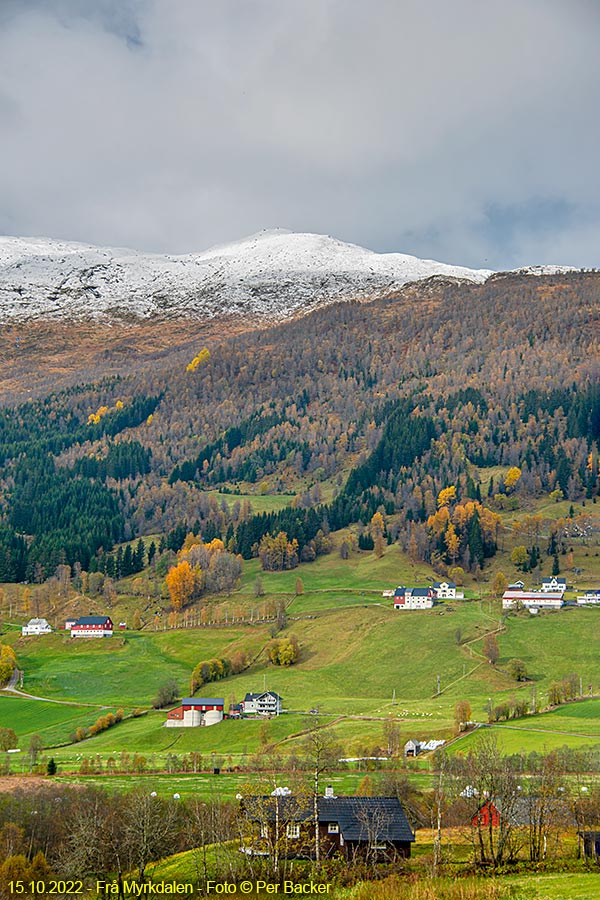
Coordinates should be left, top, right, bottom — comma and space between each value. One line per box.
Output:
301, 720, 341, 867
466, 733, 522, 867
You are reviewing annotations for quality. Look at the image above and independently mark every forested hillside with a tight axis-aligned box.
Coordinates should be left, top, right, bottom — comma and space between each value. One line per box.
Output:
2, 271, 600, 580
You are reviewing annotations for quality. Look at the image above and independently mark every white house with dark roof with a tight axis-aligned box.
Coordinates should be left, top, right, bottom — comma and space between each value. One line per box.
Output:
577, 590, 600, 605
433, 581, 464, 600
242, 691, 283, 716
21, 618, 52, 636
541, 576, 566, 594
393, 587, 435, 609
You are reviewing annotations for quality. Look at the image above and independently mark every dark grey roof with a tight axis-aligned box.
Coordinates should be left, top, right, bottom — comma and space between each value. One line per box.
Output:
433, 582, 456, 588
322, 798, 414, 842
411, 588, 432, 597
74, 616, 112, 626
245, 796, 414, 843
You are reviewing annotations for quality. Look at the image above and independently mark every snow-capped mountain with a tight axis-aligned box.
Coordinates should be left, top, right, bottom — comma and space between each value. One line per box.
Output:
0, 229, 495, 324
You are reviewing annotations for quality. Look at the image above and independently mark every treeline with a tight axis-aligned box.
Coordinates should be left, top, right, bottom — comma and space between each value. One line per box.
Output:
0, 389, 160, 463
0, 784, 237, 885
190, 651, 248, 693
6, 273, 600, 577
71, 709, 125, 742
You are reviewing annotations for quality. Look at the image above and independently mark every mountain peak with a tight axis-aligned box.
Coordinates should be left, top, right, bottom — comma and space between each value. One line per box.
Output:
0, 230, 494, 324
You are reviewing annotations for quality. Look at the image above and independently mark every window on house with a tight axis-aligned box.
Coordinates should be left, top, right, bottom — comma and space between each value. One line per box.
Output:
327, 823, 339, 834
286, 824, 300, 839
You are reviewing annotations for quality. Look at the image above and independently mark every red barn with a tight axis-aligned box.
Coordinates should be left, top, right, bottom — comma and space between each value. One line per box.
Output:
471, 799, 502, 828
70, 616, 113, 638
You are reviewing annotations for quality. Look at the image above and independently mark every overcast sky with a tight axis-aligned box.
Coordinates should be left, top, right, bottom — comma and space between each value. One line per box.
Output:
1, 0, 599, 268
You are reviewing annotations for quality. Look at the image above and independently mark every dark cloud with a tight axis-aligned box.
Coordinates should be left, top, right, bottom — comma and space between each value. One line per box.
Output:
0, 0, 598, 268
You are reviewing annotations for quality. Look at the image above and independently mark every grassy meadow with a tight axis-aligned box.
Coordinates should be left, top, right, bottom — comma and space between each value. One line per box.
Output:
3, 498, 600, 778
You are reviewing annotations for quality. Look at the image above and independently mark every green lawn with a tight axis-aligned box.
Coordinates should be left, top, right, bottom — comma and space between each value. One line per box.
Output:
209, 491, 293, 513
507, 872, 600, 900
53, 768, 393, 801
10, 626, 272, 706
0, 694, 125, 748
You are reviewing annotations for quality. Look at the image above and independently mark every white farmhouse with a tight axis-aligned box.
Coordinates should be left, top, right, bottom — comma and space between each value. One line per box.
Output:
541, 576, 566, 594
242, 691, 283, 716
21, 618, 52, 636
433, 581, 464, 600
393, 587, 435, 609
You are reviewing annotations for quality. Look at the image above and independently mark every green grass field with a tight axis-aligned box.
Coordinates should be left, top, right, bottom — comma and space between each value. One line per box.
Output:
4, 505, 600, 766
209, 490, 293, 513
7, 593, 600, 759
0, 694, 126, 748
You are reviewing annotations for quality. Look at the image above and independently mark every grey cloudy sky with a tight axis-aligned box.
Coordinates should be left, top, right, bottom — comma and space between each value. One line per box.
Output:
1, 0, 599, 268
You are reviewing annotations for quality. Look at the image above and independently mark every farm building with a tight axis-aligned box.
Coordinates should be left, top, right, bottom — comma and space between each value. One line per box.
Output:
502, 590, 563, 611
541, 576, 567, 594
242, 690, 283, 716
404, 739, 421, 757
165, 698, 224, 728
70, 616, 113, 637
471, 797, 569, 829
393, 587, 435, 609
404, 738, 445, 757
433, 581, 464, 599
21, 618, 52, 636
576, 590, 600, 605
242, 788, 415, 860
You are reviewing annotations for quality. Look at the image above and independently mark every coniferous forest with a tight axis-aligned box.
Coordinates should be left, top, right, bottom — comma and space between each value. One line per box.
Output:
2, 271, 600, 581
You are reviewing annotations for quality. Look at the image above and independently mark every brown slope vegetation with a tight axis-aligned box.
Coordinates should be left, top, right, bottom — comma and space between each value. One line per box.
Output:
0, 316, 259, 402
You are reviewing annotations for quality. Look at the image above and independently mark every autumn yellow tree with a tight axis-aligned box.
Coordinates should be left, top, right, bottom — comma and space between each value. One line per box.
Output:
186, 347, 210, 373
444, 523, 460, 564
504, 466, 522, 493
0, 645, 17, 686
454, 699, 472, 732
437, 486, 457, 508
492, 572, 508, 598
370, 511, 386, 558
165, 560, 202, 611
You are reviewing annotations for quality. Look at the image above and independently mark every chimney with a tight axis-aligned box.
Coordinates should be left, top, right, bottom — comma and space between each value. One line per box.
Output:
324, 785, 335, 799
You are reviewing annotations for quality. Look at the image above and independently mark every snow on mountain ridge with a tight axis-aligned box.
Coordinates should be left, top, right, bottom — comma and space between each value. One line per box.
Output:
0, 230, 496, 324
